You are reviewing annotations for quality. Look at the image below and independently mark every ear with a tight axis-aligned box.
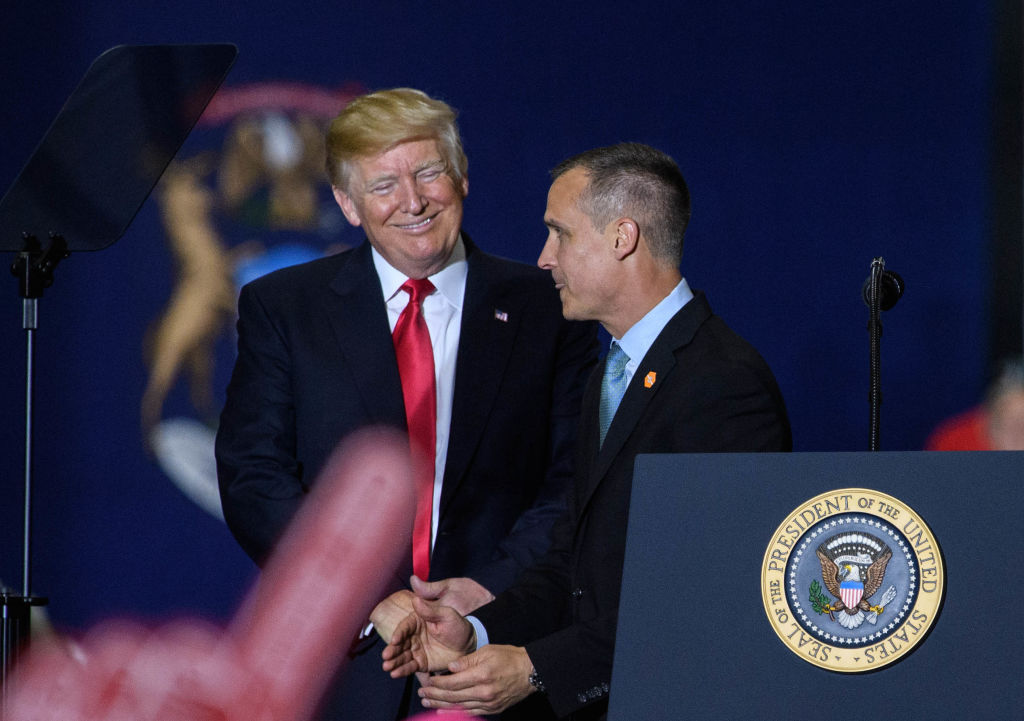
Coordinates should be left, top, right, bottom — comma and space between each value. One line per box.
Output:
332, 186, 363, 227
612, 218, 640, 260
459, 176, 469, 198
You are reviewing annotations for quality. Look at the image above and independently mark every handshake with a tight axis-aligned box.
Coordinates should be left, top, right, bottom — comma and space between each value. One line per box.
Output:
370, 576, 540, 715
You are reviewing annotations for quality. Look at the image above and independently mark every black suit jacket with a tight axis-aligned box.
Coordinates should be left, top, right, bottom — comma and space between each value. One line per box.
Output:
474, 292, 791, 721
215, 238, 597, 719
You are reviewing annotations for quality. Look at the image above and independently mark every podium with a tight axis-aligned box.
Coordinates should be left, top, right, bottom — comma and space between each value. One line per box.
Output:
610, 452, 1023, 719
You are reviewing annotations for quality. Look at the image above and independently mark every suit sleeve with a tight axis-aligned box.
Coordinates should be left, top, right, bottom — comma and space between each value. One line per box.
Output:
469, 317, 598, 594
473, 493, 609, 718
472, 504, 576, 645
215, 282, 305, 565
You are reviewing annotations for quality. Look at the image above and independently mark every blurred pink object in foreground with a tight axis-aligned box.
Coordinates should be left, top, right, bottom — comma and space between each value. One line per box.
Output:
5, 428, 423, 721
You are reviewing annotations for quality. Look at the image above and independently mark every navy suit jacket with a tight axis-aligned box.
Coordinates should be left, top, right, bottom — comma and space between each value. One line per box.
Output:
216, 237, 597, 719
474, 292, 792, 721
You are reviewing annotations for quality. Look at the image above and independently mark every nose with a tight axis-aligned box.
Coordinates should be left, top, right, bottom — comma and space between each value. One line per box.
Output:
537, 235, 557, 270
397, 176, 427, 214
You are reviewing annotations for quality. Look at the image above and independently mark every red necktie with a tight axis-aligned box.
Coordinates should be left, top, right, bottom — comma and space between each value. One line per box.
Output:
392, 278, 437, 580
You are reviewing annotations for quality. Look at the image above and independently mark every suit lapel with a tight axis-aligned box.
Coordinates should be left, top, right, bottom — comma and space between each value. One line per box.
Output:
580, 294, 713, 510
324, 243, 406, 426
440, 242, 524, 513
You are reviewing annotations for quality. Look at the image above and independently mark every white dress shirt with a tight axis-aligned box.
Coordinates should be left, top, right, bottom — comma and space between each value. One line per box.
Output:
371, 238, 467, 551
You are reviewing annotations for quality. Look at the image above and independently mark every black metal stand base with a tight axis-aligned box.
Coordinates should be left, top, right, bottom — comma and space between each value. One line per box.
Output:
1, 593, 48, 708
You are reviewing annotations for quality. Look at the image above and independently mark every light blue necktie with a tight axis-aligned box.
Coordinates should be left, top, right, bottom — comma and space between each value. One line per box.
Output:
599, 343, 630, 447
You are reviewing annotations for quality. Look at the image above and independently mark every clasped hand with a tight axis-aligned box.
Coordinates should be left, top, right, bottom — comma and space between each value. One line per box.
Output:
375, 592, 475, 677
371, 582, 537, 714
371, 575, 492, 676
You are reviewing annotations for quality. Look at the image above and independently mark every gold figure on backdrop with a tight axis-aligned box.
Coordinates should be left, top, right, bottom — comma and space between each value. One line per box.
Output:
142, 158, 237, 437
140, 94, 352, 518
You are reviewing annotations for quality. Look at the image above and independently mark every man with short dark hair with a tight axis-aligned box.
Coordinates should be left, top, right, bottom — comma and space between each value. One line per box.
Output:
378, 142, 791, 721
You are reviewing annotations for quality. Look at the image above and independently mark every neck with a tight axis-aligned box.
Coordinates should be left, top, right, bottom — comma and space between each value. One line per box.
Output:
603, 268, 681, 339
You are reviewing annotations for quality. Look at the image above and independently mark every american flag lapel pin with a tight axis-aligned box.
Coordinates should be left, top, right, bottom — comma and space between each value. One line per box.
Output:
644, 371, 657, 388
494, 309, 508, 322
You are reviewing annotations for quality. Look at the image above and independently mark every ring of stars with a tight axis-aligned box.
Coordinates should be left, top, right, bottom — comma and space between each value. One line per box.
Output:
786, 514, 917, 646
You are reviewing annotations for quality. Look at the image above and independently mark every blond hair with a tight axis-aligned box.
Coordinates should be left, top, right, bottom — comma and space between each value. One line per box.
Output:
325, 88, 467, 191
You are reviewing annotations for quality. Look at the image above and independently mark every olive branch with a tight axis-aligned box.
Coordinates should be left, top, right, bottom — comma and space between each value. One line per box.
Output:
808, 579, 830, 614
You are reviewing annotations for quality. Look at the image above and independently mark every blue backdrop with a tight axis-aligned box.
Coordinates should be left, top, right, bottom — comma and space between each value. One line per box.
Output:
0, 2, 998, 632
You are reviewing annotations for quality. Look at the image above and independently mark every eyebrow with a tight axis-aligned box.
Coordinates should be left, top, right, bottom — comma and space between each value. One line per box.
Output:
416, 159, 446, 172
544, 218, 565, 233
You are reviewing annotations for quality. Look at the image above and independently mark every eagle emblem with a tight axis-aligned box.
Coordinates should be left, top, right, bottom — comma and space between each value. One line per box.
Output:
763, 491, 944, 672
812, 532, 897, 630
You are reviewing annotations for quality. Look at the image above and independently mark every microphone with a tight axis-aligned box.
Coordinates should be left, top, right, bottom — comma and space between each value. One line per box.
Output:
862, 269, 904, 310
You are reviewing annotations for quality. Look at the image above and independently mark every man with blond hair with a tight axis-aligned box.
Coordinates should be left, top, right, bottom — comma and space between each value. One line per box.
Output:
216, 88, 597, 719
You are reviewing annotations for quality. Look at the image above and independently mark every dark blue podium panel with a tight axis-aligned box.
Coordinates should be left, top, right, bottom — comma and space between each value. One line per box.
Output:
610, 452, 1023, 720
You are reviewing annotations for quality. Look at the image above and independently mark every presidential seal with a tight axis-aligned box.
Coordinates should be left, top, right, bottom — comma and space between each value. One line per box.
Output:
761, 488, 943, 672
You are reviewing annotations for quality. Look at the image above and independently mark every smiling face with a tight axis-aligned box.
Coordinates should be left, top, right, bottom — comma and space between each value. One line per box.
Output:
333, 138, 468, 278
537, 167, 621, 328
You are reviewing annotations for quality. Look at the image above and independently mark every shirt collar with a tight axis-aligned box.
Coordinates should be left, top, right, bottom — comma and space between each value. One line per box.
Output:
371, 235, 468, 311
614, 278, 694, 368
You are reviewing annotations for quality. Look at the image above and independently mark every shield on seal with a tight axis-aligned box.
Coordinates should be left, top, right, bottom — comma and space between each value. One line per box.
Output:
840, 579, 864, 609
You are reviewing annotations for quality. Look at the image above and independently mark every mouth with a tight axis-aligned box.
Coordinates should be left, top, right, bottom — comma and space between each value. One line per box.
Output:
394, 214, 437, 231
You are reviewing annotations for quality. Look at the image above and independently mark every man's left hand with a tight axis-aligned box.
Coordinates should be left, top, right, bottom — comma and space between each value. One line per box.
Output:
417, 644, 537, 715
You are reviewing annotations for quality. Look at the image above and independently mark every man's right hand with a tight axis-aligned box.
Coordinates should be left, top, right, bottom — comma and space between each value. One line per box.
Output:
410, 575, 495, 615
380, 596, 475, 678
370, 589, 417, 643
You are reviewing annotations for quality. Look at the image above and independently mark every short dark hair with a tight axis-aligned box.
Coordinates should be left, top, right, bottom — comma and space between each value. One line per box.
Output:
551, 142, 690, 265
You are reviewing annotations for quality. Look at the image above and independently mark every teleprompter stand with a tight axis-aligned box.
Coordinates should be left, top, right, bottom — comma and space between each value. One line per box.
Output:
0, 43, 237, 706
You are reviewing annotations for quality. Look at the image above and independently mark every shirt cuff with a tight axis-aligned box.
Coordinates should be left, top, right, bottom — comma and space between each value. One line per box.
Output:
465, 615, 489, 650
